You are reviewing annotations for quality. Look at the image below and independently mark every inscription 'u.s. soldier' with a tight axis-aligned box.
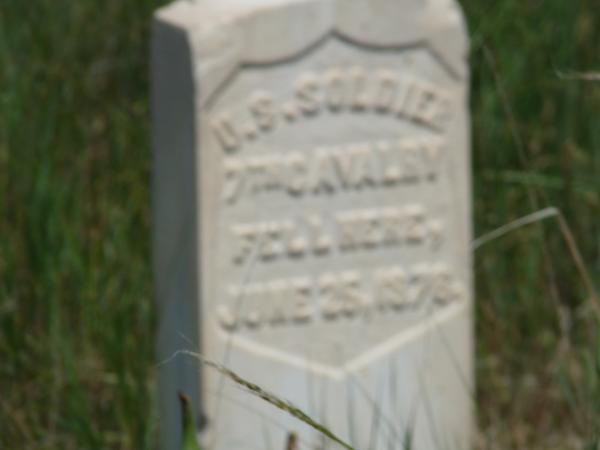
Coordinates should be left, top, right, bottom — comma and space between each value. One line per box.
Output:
211, 67, 452, 152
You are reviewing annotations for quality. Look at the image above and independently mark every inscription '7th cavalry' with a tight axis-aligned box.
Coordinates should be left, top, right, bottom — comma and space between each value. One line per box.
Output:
223, 137, 444, 204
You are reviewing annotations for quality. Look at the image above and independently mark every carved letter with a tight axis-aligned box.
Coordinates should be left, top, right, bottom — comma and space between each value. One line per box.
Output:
312, 148, 338, 194
319, 273, 339, 320
285, 153, 308, 196
290, 278, 313, 322
222, 158, 245, 204
338, 271, 364, 316
211, 114, 240, 151
374, 267, 409, 310
325, 69, 346, 112
405, 206, 427, 244
421, 138, 445, 181
411, 84, 449, 129
295, 73, 321, 115
249, 91, 276, 131
374, 70, 398, 113
351, 144, 378, 189
395, 79, 418, 120
232, 224, 258, 265
350, 67, 370, 110
337, 211, 362, 252
217, 303, 238, 331
307, 214, 332, 255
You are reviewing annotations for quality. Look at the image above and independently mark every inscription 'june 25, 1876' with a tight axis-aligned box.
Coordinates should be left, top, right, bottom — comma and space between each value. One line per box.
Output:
208, 39, 465, 364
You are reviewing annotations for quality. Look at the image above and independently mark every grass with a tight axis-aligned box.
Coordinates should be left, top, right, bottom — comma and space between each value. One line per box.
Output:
0, 1, 162, 448
1, 0, 599, 449
464, 1, 600, 448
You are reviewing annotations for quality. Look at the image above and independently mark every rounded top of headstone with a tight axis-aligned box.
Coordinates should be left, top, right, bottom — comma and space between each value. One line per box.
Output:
158, 0, 469, 78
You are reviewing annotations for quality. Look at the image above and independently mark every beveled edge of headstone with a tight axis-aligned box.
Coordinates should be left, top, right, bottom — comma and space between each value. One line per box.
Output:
155, 0, 469, 106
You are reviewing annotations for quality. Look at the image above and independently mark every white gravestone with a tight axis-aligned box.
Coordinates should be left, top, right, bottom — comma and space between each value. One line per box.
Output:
152, 1, 472, 449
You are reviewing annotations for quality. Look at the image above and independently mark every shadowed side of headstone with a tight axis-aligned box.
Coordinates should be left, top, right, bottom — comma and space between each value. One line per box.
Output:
152, 17, 202, 450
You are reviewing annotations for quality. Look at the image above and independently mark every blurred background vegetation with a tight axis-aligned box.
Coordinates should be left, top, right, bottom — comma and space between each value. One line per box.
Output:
0, 1, 599, 449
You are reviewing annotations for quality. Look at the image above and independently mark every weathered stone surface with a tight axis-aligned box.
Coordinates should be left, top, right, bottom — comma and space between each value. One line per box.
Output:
152, 1, 472, 449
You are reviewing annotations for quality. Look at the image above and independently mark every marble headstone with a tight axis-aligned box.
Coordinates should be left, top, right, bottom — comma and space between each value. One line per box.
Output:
152, 1, 472, 449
